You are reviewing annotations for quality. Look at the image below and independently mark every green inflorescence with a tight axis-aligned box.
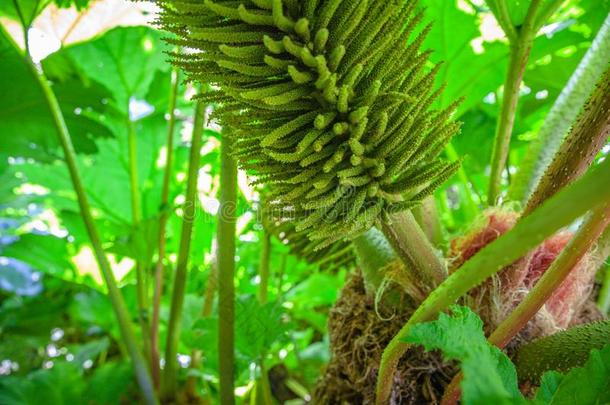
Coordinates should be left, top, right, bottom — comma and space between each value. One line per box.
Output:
159, 0, 461, 248
267, 215, 356, 271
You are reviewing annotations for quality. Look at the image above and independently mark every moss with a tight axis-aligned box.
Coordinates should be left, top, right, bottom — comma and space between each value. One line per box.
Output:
314, 272, 456, 404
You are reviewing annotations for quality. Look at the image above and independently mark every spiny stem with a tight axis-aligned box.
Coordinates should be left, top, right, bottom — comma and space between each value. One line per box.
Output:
161, 100, 206, 399
23, 40, 156, 405
258, 231, 271, 304
186, 251, 218, 401
379, 210, 447, 289
151, 68, 181, 388
509, 14, 610, 203
217, 132, 238, 405
514, 319, 610, 381
374, 156, 610, 405
487, 0, 543, 204
441, 204, 610, 405
524, 68, 610, 215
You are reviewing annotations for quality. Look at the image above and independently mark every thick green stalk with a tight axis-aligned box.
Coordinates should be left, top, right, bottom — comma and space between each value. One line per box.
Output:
524, 68, 610, 215
514, 320, 610, 381
509, 14, 610, 203
151, 69, 180, 388
218, 133, 238, 405
161, 101, 206, 398
487, 0, 542, 204
375, 156, 610, 405
27, 49, 156, 405
412, 196, 445, 248
258, 231, 271, 304
353, 227, 399, 295
380, 211, 447, 289
186, 255, 218, 400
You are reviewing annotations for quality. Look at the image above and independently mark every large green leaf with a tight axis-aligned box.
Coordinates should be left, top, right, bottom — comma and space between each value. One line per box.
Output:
421, 0, 509, 115
0, 0, 50, 26
538, 345, 610, 404
1, 234, 77, 281
0, 362, 84, 405
405, 306, 522, 405
53, 26, 170, 111
0, 26, 112, 160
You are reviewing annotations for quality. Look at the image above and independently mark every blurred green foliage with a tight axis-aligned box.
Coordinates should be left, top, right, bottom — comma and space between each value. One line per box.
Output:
0, 0, 608, 403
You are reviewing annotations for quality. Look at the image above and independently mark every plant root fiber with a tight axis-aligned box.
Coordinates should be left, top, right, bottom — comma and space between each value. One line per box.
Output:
314, 272, 456, 404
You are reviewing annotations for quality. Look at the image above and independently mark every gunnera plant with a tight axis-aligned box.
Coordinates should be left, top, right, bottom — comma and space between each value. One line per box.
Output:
156, 0, 609, 404
314, 208, 603, 404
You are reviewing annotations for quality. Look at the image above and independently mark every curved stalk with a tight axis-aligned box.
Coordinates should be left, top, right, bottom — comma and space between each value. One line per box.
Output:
442, 204, 610, 405
161, 101, 206, 399
26, 45, 157, 405
487, 0, 543, 204
380, 211, 447, 290
374, 156, 610, 404
509, 15, 610, 203
151, 68, 181, 388
524, 68, 610, 215
217, 132, 238, 405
